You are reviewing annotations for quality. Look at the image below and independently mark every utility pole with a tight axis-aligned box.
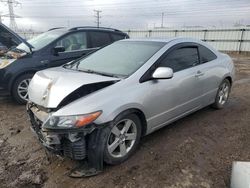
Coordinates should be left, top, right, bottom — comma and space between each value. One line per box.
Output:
0, 12, 2, 23
161, 12, 164, 28
0, 0, 21, 31
94, 9, 102, 27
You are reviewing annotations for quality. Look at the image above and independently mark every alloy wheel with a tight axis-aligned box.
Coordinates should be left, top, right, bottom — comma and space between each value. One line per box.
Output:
17, 79, 31, 101
107, 119, 137, 158
218, 82, 230, 105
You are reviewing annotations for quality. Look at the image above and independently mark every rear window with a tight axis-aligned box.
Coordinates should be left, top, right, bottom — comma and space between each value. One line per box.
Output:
199, 45, 217, 63
89, 32, 112, 48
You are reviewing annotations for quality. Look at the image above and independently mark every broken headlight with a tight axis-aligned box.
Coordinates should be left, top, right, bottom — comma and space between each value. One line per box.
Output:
43, 111, 102, 129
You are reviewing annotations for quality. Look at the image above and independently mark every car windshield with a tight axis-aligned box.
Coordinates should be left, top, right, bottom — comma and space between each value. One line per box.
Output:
70, 41, 165, 77
15, 29, 65, 52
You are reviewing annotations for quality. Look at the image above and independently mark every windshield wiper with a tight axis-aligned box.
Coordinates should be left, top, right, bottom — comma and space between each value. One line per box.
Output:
10, 47, 27, 54
63, 61, 76, 69
78, 68, 95, 74
78, 69, 124, 78
92, 71, 122, 78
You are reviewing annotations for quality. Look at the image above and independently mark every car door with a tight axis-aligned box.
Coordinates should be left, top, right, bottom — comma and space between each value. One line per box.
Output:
196, 44, 220, 105
48, 31, 93, 67
144, 44, 205, 132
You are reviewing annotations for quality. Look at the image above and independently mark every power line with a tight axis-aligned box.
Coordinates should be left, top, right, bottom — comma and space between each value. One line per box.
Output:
21, 0, 249, 7
94, 9, 101, 27
19, 2, 250, 18
1, 0, 249, 29
18, 9, 250, 19
21, 0, 165, 6
16, 0, 250, 18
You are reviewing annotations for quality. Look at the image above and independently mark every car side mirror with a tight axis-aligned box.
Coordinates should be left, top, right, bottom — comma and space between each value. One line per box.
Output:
152, 67, 173, 79
53, 46, 65, 56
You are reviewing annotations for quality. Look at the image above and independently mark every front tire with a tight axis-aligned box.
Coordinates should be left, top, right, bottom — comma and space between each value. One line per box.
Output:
12, 74, 33, 104
212, 79, 231, 109
103, 113, 142, 165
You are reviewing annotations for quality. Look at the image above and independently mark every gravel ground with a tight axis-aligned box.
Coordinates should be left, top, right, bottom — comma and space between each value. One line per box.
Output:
0, 54, 250, 188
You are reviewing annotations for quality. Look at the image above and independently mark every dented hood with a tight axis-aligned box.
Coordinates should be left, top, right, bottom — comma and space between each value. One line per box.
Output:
28, 67, 120, 108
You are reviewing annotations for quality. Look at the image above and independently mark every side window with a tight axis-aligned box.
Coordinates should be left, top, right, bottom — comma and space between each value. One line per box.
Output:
111, 33, 126, 41
56, 32, 87, 52
160, 47, 199, 72
89, 32, 112, 48
199, 45, 217, 63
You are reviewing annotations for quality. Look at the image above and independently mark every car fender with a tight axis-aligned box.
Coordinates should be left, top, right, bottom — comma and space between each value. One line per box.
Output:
95, 102, 148, 124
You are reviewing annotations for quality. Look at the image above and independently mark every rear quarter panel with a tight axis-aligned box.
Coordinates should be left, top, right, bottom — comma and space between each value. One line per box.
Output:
215, 53, 235, 86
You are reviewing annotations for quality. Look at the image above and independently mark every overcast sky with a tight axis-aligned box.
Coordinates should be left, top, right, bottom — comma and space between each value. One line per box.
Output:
0, 0, 250, 31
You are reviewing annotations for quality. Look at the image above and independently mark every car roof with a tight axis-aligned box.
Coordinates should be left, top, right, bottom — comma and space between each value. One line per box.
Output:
121, 37, 203, 43
120, 37, 219, 55
48, 26, 127, 35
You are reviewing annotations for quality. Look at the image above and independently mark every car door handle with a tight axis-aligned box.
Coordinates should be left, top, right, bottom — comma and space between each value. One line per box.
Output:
195, 71, 204, 77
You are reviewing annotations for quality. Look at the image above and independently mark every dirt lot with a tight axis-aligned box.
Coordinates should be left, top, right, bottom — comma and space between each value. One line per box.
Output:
0, 54, 250, 188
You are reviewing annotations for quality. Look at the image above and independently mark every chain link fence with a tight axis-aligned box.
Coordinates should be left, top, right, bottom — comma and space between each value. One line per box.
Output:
124, 28, 250, 52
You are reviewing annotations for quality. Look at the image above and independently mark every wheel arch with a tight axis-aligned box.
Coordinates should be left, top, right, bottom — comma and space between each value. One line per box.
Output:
224, 76, 232, 85
113, 108, 148, 137
8, 70, 37, 92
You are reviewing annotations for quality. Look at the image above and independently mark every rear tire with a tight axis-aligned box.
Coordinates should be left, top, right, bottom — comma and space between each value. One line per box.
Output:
12, 74, 33, 104
212, 79, 231, 109
103, 113, 142, 165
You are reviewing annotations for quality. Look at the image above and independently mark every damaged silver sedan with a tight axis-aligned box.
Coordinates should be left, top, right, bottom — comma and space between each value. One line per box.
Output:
27, 38, 235, 176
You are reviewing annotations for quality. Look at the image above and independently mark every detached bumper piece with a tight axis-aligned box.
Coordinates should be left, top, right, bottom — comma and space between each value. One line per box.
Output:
63, 138, 86, 160
69, 128, 107, 177
27, 103, 107, 177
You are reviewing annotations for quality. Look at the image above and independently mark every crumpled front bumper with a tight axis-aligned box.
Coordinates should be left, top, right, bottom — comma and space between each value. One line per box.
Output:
27, 103, 95, 160
27, 102, 111, 176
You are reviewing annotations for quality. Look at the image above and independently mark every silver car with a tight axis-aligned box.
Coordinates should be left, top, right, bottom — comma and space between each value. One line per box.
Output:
27, 38, 235, 176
